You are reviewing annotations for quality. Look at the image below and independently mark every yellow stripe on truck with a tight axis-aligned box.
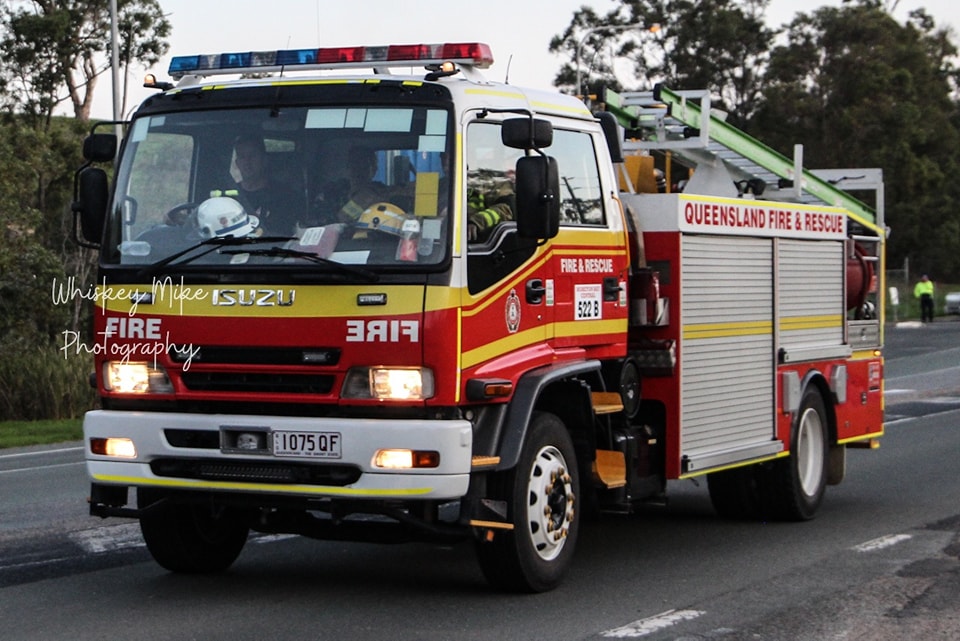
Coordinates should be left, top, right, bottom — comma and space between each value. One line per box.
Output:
92, 473, 434, 497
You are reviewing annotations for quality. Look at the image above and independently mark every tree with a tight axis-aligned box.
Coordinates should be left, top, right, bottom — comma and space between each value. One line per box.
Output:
0, 0, 171, 124
751, 0, 960, 279
550, 1, 776, 120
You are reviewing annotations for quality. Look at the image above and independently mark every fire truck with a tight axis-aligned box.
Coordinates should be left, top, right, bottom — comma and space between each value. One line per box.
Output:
73, 42, 885, 592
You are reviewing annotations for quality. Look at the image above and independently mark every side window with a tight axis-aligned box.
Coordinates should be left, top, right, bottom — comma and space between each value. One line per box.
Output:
551, 129, 605, 226
126, 133, 194, 229
466, 121, 534, 294
465, 121, 521, 241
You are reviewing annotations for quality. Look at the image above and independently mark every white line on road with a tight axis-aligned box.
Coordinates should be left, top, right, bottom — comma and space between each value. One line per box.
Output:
70, 523, 297, 555
853, 534, 913, 553
0, 461, 85, 475
0, 446, 83, 460
601, 610, 705, 638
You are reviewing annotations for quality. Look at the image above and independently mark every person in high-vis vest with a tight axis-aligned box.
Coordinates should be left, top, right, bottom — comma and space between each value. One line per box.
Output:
914, 273, 935, 322
466, 182, 514, 242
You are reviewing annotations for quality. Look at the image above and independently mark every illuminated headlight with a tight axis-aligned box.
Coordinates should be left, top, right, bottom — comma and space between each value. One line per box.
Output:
103, 361, 173, 394
90, 437, 137, 458
342, 367, 434, 400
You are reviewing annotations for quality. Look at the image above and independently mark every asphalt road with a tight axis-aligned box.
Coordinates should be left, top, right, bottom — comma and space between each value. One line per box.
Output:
0, 319, 957, 640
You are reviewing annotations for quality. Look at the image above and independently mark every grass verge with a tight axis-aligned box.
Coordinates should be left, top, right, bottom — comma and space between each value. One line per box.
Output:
0, 418, 83, 450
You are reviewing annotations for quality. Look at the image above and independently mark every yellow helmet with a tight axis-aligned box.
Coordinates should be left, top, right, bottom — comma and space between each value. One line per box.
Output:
354, 202, 409, 236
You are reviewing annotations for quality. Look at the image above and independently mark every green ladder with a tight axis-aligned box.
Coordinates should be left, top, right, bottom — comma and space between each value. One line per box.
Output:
603, 85, 879, 227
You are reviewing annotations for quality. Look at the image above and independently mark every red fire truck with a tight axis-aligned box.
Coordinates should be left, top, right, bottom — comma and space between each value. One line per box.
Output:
73, 43, 885, 592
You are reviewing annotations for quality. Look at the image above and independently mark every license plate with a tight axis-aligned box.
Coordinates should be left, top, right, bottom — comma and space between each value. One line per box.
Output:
272, 431, 342, 459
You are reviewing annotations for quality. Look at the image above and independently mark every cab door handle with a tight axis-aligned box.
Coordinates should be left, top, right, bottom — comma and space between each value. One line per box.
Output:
526, 278, 545, 304
603, 277, 621, 301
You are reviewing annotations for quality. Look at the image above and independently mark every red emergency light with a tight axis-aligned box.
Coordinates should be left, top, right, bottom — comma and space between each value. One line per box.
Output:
168, 42, 494, 78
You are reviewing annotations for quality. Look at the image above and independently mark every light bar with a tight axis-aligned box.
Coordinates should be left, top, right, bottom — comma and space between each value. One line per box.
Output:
168, 42, 494, 79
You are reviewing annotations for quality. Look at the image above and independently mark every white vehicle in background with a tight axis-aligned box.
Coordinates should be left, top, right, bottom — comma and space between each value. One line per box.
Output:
945, 291, 960, 315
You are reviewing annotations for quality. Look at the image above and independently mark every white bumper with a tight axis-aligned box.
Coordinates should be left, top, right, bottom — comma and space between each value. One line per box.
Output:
83, 410, 473, 500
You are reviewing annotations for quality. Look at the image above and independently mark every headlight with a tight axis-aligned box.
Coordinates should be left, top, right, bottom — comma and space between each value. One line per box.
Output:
103, 361, 173, 394
342, 367, 434, 400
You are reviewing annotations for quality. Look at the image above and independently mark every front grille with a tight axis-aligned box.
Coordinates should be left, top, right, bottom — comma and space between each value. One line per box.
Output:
180, 372, 334, 394
170, 345, 341, 366
150, 458, 361, 486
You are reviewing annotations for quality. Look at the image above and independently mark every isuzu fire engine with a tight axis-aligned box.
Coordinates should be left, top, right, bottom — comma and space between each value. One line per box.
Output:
73, 42, 885, 592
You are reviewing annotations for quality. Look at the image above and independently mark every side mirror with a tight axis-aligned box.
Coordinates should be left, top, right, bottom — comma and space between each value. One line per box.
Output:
75, 167, 109, 244
83, 133, 117, 162
502, 117, 553, 150
515, 155, 560, 239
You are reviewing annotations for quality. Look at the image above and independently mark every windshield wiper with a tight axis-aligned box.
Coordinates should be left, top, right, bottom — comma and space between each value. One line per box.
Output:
221, 246, 379, 282
136, 235, 297, 277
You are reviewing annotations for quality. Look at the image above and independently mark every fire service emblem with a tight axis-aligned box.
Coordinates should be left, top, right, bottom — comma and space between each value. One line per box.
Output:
505, 289, 521, 334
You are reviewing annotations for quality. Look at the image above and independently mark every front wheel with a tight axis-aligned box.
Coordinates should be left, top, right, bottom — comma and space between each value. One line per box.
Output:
475, 411, 580, 592
138, 489, 250, 573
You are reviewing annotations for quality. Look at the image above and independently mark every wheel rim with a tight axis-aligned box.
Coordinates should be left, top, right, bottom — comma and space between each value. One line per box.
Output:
796, 406, 826, 497
525, 445, 575, 561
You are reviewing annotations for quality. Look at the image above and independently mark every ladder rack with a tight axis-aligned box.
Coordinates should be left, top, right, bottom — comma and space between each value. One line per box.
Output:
603, 85, 883, 231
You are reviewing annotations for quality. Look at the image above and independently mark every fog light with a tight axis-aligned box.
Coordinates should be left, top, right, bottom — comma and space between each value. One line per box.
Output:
90, 437, 137, 458
373, 449, 440, 469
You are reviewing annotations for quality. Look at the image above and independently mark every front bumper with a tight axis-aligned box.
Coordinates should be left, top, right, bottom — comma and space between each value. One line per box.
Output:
83, 410, 473, 500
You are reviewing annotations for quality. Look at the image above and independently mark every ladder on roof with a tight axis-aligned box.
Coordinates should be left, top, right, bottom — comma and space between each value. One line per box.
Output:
602, 85, 881, 229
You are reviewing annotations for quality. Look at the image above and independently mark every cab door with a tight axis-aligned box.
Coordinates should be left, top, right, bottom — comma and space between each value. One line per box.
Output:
460, 119, 555, 381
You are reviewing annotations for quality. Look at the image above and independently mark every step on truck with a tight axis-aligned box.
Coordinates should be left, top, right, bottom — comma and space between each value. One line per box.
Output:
73, 42, 885, 592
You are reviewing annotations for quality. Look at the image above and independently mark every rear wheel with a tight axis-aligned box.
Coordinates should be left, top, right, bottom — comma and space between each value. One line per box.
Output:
475, 411, 580, 592
709, 386, 829, 522
767, 387, 829, 521
707, 466, 762, 520
138, 489, 250, 573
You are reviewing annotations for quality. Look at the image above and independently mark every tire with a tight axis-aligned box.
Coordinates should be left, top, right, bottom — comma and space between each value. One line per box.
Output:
475, 411, 580, 592
138, 488, 250, 573
707, 466, 762, 520
766, 386, 829, 521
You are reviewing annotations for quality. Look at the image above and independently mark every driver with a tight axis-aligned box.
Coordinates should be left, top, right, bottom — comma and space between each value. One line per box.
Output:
232, 134, 304, 236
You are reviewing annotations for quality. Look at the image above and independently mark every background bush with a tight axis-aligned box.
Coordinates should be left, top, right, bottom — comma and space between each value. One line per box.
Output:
0, 344, 95, 420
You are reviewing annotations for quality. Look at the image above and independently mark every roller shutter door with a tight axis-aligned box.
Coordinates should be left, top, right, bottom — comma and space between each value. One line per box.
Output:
778, 239, 844, 349
680, 235, 777, 471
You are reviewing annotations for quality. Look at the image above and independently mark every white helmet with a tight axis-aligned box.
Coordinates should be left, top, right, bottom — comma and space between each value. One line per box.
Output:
196, 197, 259, 238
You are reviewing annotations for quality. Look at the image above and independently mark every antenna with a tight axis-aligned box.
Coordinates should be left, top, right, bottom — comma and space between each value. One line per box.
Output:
504, 54, 513, 84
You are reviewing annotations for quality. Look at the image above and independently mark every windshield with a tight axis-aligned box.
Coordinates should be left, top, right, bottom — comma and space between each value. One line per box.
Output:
105, 105, 452, 270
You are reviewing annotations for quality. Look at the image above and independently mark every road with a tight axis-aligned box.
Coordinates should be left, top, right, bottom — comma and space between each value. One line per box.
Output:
0, 320, 958, 640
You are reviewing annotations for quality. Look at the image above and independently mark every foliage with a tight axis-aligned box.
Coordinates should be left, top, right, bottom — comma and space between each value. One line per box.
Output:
0, 0, 171, 124
551, 0, 960, 281
752, 1, 960, 279
550, 0, 776, 118
0, 343, 95, 421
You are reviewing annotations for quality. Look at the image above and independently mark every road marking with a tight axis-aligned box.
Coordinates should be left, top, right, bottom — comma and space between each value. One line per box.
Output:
0, 461, 85, 475
71, 522, 145, 554
0, 446, 83, 460
601, 610, 705, 638
70, 523, 296, 555
853, 534, 912, 553
252, 533, 298, 544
